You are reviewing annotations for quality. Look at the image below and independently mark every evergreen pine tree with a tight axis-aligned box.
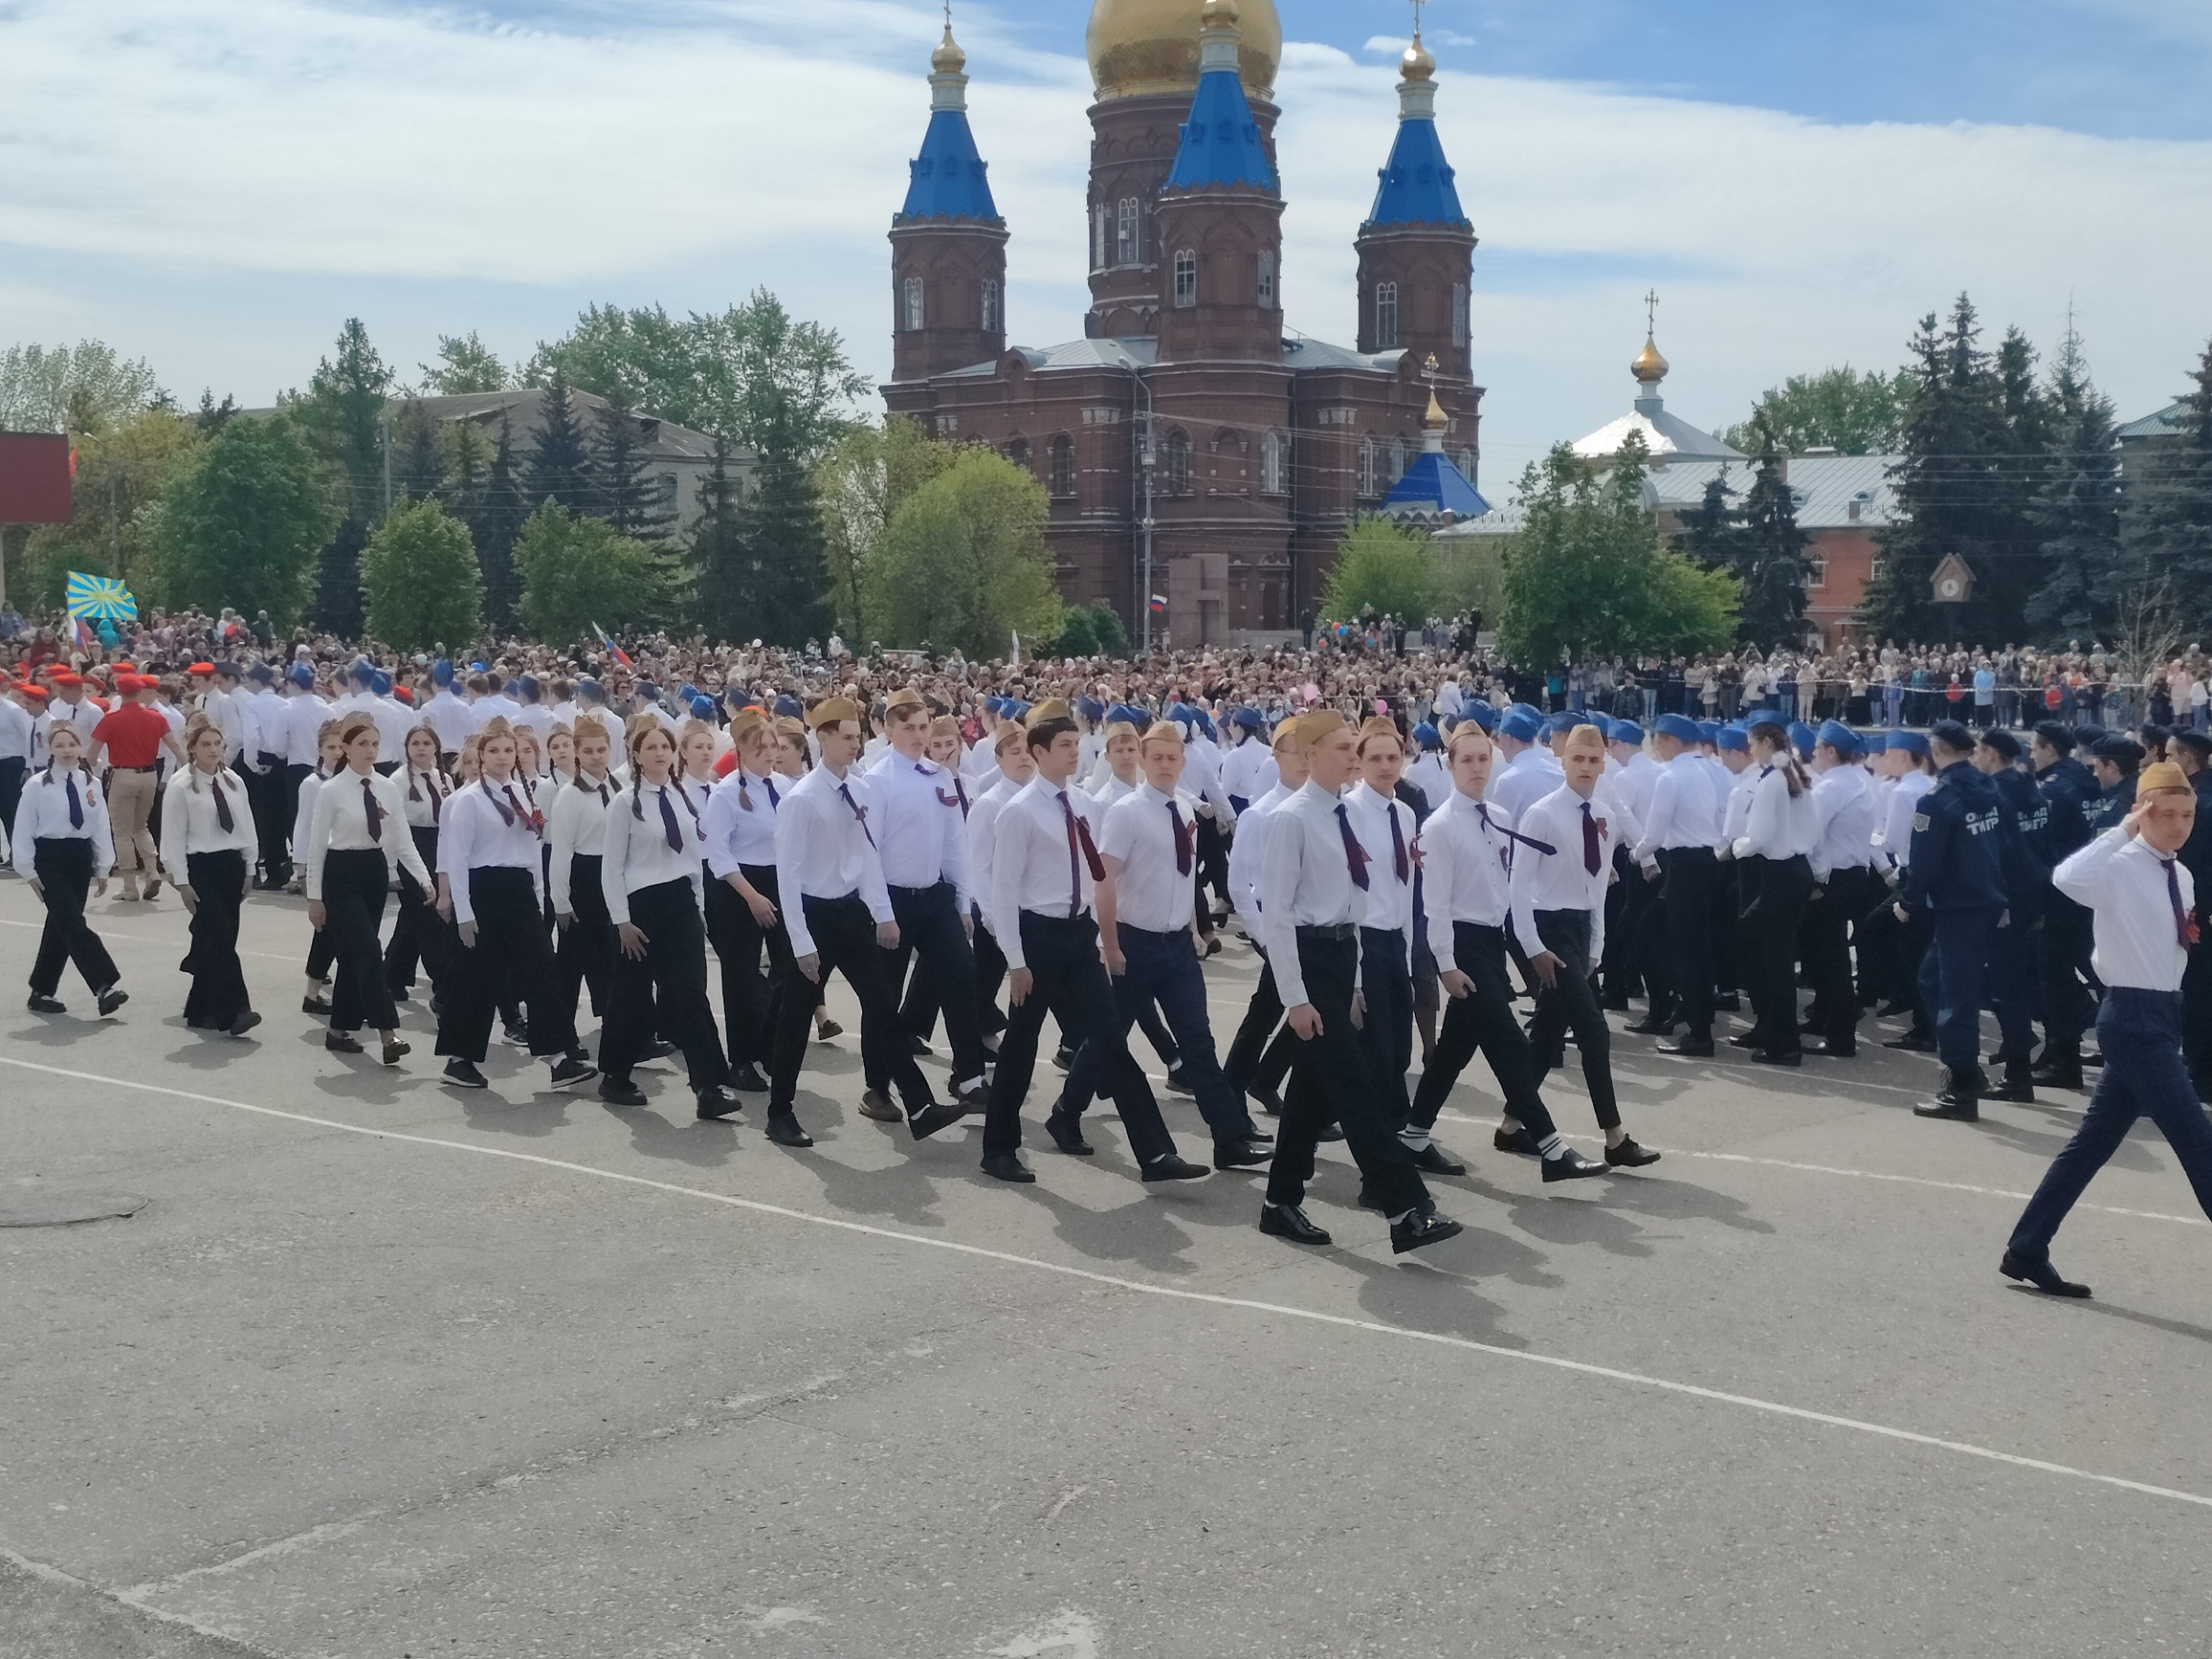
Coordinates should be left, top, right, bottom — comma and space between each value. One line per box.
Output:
294, 319, 393, 636
1677, 473, 1746, 571
690, 436, 748, 642
1735, 450, 1812, 648
525, 371, 595, 516
594, 392, 675, 541
1989, 325, 2053, 640
465, 412, 528, 630
393, 399, 445, 503
2024, 326, 2121, 643
2115, 339, 2212, 633
734, 394, 832, 646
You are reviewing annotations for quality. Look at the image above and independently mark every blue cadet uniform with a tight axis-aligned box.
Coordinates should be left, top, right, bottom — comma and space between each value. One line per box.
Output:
2032, 725, 2100, 1080
1980, 731, 2050, 1098
1903, 723, 2008, 1117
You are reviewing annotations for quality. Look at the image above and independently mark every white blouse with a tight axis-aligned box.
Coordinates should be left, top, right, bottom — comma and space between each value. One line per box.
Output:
435, 777, 549, 923
601, 779, 710, 925
159, 765, 256, 870
547, 771, 618, 916
306, 767, 432, 899
398, 766, 451, 830
703, 768, 783, 874
17, 764, 116, 881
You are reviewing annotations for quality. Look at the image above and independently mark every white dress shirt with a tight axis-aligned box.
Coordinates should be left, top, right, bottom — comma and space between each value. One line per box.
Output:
158, 765, 256, 871
1614, 750, 1659, 822
196, 689, 247, 764
17, 763, 116, 879
243, 688, 288, 767
1255, 781, 1372, 1008
1088, 770, 1140, 810
0, 697, 33, 763
307, 767, 431, 900
370, 693, 414, 760
2054, 827, 2195, 992
284, 693, 331, 767
49, 696, 104, 750
601, 780, 709, 923
773, 763, 895, 960
420, 688, 478, 753
1099, 782, 1201, 934
436, 776, 549, 923
1873, 770, 1933, 872
703, 768, 784, 875
1508, 783, 1614, 967
964, 776, 1024, 934
398, 765, 452, 831
1228, 782, 1293, 933
1417, 788, 1516, 971
1734, 765, 1821, 860
990, 777, 1107, 969
1808, 764, 1877, 881
1342, 781, 1416, 945
1486, 748, 1561, 822
867, 749, 970, 906
1405, 750, 1448, 811
1630, 754, 1720, 866
547, 772, 617, 913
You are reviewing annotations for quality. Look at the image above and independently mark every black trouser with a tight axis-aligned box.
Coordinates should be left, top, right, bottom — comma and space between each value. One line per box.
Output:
322, 847, 398, 1034
1198, 815, 1231, 914
246, 757, 291, 884
1060, 923, 1258, 1147
909, 907, 1009, 1041
1265, 927, 1428, 1214
1410, 920, 1559, 1139
1654, 845, 1719, 1033
182, 849, 251, 1029
602, 878, 729, 1091
2185, 907, 2212, 1097
556, 852, 617, 1029
1856, 881, 1930, 1012
1805, 864, 1870, 1046
1601, 847, 1648, 1004
1358, 924, 1417, 1122
2039, 892, 2097, 1062
704, 863, 789, 1071
770, 893, 931, 1117
1224, 956, 1299, 1103
29, 838, 119, 998
385, 826, 450, 998
1526, 908, 1623, 1130
437, 868, 576, 1063
983, 911, 1178, 1162
1738, 853, 1813, 1056
0, 756, 26, 855
1988, 905, 2044, 1069
283, 763, 314, 873
868, 882, 987, 1092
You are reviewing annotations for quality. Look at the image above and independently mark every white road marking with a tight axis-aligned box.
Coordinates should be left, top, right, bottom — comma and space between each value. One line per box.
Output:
0, 1542, 272, 1650
5, 1054, 2208, 1515
0, 914, 299, 963
119, 1515, 382, 1602
985, 1609, 1103, 1657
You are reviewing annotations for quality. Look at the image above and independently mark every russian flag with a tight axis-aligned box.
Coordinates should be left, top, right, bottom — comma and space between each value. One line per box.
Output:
1148, 593, 1167, 614
592, 621, 633, 671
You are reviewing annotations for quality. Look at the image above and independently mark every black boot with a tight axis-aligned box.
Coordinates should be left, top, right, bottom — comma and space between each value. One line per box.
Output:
1914, 1067, 1980, 1121
1987, 1061, 2037, 1105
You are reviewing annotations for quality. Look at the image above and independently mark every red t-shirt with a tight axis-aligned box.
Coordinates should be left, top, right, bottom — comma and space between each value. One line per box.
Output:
712, 749, 739, 778
92, 703, 172, 767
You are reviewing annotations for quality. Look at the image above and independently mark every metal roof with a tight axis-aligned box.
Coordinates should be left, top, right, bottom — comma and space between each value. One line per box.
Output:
2116, 399, 2190, 442
1382, 450, 1489, 521
1649, 453, 1898, 530
1363, 115, 1468, 231
407, 388, 732, 462
898, 107, 1002, 225
1573, 393, 1744, 462
1164, 63, 1277, 193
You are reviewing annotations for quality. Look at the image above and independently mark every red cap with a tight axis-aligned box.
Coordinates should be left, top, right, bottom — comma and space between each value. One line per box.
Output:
188, 662, 215, 675
15, 683, 48, 701
394, 686, 415, 704
50, 671, 81, 687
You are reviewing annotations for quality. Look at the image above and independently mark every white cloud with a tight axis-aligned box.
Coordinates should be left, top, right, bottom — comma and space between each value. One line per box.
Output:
0, 0, 2206, 476
1362, 34, 1405, 54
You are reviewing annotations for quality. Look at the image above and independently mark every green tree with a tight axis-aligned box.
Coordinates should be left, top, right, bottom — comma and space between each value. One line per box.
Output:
1731, 453, 1811, 647
870, 448, 1062, 658
2115, 338, 2212, 632
360, 498, 482, 652
690, 437, 749, 643
524, 371, 595, 516
1322, 515, 1435, 620
391, 399, 445, 503
814, 415, 964, 639
420, 332, 511, 394
0, 340, 164, 434
1723, 366, 1915, 456
144, 413, 338, 627
1052, 602, 1130, 656
594, 391, 674, 541
2025, 326, 2122, 641
17, 405, 201, 607
461, 413, 527, 629
513, 502, 684, 646
289, 319, 395, 636
729, 394, 834, 645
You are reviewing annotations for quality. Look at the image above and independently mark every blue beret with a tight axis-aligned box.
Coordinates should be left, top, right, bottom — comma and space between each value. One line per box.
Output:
516, 674, 540, 701
1167, 704, 1196, 726
689, 696, 716, 720
1466, 701, 1498, 733
677, 683, 697, 703
1654, 713, 1701, 744
1787, 721, 1817, 757
1696, 720, 1720, 745
1412, 721, 1441, 748
1608, 719, 1645, 744
289, 663, 315, 689
576, 678, 606, 704
1195, 712, 1217, 741
1075, 697, 1104, 721
1501, 709, 1542, 742
774, 696, 804, 719
371, 670, 392, 697
348, 655, 376, 684
470, 661, 486, 673
431, 659, 453, 687
1544, 711, 1580, 737
1511, 702, 1542, 723
247, 662, 274, 686
1889, 729, 1929, 756
1231, 707, 1264, 733
1816, 719, 1860, 756
1861, 730, 1889, 755
1716, 725, 1749, 752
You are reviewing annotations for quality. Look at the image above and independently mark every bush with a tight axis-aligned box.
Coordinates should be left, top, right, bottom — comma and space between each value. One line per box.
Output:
1322, 515, 1435, 621
514, 501, 687, 648
361, 498, 483, 653
1053, 602, 1130, 657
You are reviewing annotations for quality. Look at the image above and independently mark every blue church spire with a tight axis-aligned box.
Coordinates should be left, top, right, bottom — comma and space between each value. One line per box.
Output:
1164, 0, 1277, 193
1363, 21, 1470, 230
898, 8, 1002, 224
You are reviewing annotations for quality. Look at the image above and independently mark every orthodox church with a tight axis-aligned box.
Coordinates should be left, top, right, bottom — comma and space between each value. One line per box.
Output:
880, 0, 1485, 642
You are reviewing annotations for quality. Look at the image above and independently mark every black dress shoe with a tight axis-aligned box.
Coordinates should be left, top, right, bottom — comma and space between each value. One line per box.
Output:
324, 1030, 364, 1055
1412, 1141, 1467, 1176
1316, 1121, 1345, 1142
600, 1076, 648, 1108
1656, 1034, 1714, 1057
1259, 1204, 1331, 1246
1043, 1112, 1095, 1155
302, 993, 332, 1016
1390, 1210, 1465, 1254
549, 1055, 599, 1089
1493, 1123, 1541, 1157
954, 1081, 990, 1111
230, 1009, 262, 1038
2031, 1063, 2086, 1091
857, 1088, 903, 1123
1802, 1037, 1854, 1058
1212, 1138, 1272, 1170
1604, 1136, 1662, 1168
1051, 1046, 1075, 1072
1883, 1031, 1937, 1052
1987, 1073, 2037, 1104
1726, 1030, 1767, 1050
764, 1112, 814, 1148
981, 1151, 1035, 1183
1541, 1149, 1609, 1182
1751, 1048, 1803, 1067
2000, 1249, 2090, 1297
728, 1061, 770, 1094
27, 994, 65, 1014
443, 1059, 489, 1090
697, 1084, 744, 1119
382, 1038, 410, 1067
1164, 1068, 1198, 1097
1141, 1154, 1210, 1183
908, 1100, 967, 1140
1623, 1017, 1676, 1037
1913, 1095, 1979, 1121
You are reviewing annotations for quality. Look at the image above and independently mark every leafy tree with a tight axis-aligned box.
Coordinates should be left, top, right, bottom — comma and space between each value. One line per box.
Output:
1722, 366, 1915, 457
0, 340, 164, 434
869, 448, 1062, 658
361, 498, 482, 653
814, 415, 963, 639
2115, 338, 2212, 633
462, 413, 528, 630
144, 413, 338, 627
524, 370, 595, 516
2025, 326, 2122, 642
18, 405, 201, 606
194, 390, 238, 434
728, 394, 834, 645
290, 319, 395, 636
1322, 515, 1435, 620
1053, 602, 1130, 656
421, 332, 512, 394
513, 503, 684, 645
594, 391, 674, 541
690, 437, 749, 643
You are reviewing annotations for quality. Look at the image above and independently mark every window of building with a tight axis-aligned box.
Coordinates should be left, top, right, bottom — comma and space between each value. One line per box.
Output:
1162, 428, 1192, 495
1260, 431, 1287, 495
1451, 282, 1470, 349
1375, 282, 1399, 348
1455, 448, 1476, 481
1257, 250, 1277, 310
1869, 558, 1887, 583
1093, 206, 1110, 271
1806, 558, 1828, 589
1049, 434, 1076, 498
1173, 250, 1198, 308
1358, 436, 1380, 498
1006, 436, 1032, 472
1117, 198, 1139, 266
982, 278, 1001, 333
901, 276, 924, 333
1389, 438, 1410, 484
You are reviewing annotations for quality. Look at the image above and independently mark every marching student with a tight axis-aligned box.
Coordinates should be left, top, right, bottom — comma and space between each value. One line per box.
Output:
1342, 718, 1422, 1125
702, 708, 789, 1094
20, 722, 127, 1018
544, 722, 578, 787
293, 719, 345, 1015
159, 715, 259, 1036
1976, 727, 2051, 1103
1900, 720, 2009, 1121
240, 663, 293, 889
1508, 722, 1663, 1169
383, 724, 453, 1009
2029, 721, 2098, 1089
769, 711, 846, 1047
959, 719, 1038, 1049
1252, 710, 1457, 1250
0, 677, 34, 867
549, 717, 623, 1031
1222, 721, 1304, 1117
2002, 763, 2212, 1297
1867, 728, 1937, 1035
433, 716, 598, 1093
767, 697, 962, 1149
596, 717, 742, 1117
1623, 713, 1722, 1056
306, 714, 426, 1066
1801, 721, 1877, 1058
1731, 719, 1821, 1067
977, 707, 1209, 1185
1406, 722, 1607, 1181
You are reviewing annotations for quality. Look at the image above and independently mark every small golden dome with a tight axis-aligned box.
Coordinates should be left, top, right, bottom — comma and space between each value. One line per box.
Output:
1632, 334, 1670, 385
1088, 0, 1282, 102
1401, 34, 1436, 82
1425, 388, 1449, 427
931, 20, 966, 74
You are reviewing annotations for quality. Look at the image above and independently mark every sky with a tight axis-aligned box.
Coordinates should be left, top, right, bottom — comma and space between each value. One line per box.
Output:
3, 0, 2209, 489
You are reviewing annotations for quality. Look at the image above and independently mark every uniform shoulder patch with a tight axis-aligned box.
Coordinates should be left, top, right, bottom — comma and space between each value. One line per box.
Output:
1911, 812, 1932, 833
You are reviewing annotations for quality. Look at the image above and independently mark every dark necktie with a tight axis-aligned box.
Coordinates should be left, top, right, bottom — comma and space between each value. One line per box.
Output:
657, 786, 684, 852
66, 772, 82, 830
1060, 790, 1105, 910
362, 776, 384, 843
765, 778, 780, 809
1388, 803, 1409, 884
1168, 800, 1191, 874
839, 783, 874, 847
956, 777, 970, 816
212, 774, 234, 834
596, 780, 608, 807
1476, 801, 1557, 859
2161, 856, 2199, 948
501, 784, 540, 836
1336, 803, 1371, 891
1582, 801, 1602, 875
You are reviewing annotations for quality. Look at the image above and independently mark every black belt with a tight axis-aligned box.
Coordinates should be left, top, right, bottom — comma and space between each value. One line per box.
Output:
110, 763, 160, 773
889, 881, 950, 898
1117, 923, 1190, 942
1296, 922, 1358, 941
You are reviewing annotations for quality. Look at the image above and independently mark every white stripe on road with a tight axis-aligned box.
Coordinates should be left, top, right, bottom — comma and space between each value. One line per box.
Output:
5, 1053, 2208, 1515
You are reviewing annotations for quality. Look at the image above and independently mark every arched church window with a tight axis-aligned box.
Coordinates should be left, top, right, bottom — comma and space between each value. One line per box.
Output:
1117, 199, 1139, 266
1050, 434, 1077, 498
1358, 437, 1380, 498
1162, 429, 1192, 495
1375, 283, 1399, 349
1260, 431, 1287, 495
1006, 436, 1032, 472
1451, 282, 1470, 349
1457, 447, 1476, 482
1173, 251, 1198, 308
901, 276, 925, 333
1257, 251, 1277, 310
982, 278, 1002, 333
1389, 437, 1410, 484
1094, 206, 1110, 272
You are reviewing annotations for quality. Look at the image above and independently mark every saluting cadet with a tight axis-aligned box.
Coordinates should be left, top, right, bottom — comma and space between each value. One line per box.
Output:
548, 719, 622, 1035
160, 715, 259, 1036
305, 714, 425, 1066
1803, 721, 1876, 1058
1221, 723, 1303, 1117
19, 723, 126, 1018
1509, 722, 1662, 1169
1731, 720, 1820, 1067
1253, 710, 1459, 1250
2001, 763, 2212, 1296
979, 708, 1210, 1186
1407, 723, 1607, 1181
1975, 728, 2051, 1103
1624, 713, 1722, 1056
768, 697, 962, 1149
700, 708, 788, 1094
1342, 718, 1423, 1122
1900, 721, 2009, 1121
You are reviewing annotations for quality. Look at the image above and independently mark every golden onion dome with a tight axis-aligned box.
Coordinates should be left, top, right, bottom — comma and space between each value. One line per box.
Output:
1632, 334, 1670, 384
1401, 33, 1436, 82
1088, 0, 1281, 102
931, 21, 966, 75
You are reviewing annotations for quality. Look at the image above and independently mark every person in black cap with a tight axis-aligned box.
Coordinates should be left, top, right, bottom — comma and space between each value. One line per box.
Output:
1901, 720, 2009, 1121
2029, 720, 2098, 1089
2084, 734, 2143, 837
1973, 727, 2048, 1102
